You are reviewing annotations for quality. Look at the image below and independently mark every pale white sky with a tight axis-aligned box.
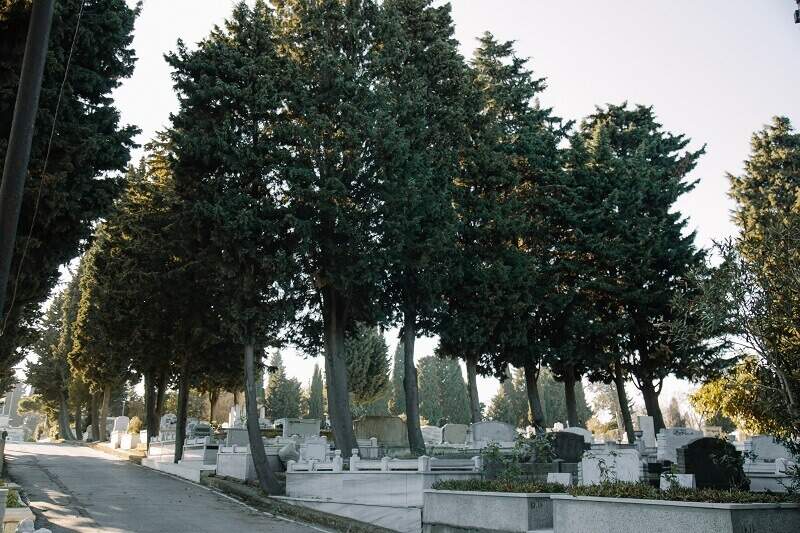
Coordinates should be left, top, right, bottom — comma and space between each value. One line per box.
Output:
34, 1, 800, 414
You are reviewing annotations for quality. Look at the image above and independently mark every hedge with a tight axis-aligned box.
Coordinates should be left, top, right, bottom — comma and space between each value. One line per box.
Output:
432, 479, 800, 504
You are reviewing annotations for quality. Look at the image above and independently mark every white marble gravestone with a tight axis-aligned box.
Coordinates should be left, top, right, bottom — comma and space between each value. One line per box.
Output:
421, 425, 443, 445
441, 423, 468, 445
278, 418, 320, 439
547, 472, 573, 486
656, 427, 702, 463
112, 416, 129, 433
747, 436, 794, 462
580, 449, 642, 485
638, 416, 656, 448
660, 473, 696, 490
228, 405, 244, 428
468, 421, 517, 447
160, 413, 177, 430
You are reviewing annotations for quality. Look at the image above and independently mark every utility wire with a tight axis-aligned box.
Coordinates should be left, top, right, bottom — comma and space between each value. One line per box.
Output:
1, 0, 87, 336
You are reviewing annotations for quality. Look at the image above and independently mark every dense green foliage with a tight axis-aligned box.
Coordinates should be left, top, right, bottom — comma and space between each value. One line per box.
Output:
263, 352, 302, 420
416, 355, 471, 425
0, 0, 138, 390
433, 479, 800, 503
305, 364, 325, 420
345, 324, 390, 407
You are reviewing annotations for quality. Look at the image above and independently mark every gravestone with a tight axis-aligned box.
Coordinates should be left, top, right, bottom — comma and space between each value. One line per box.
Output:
354, 416, 408, 448
677, 437, 749, 490
468, 421, 517, 446
747, 435, 794, 462
580, 449, 641, 485
191, 422, 212, 438
112, 416, 129, 433
657, 427, 702, 463
637, 416, 656, 448
703, 426, 724, 438
441, 423, 468, 445
553, 431, 587, 463
660, 473, 696, 490
278, 418, 320, 439
552, 422, 565, 431
421, 425, 443, 445
228, 405, 244, 428
160, 413, 177, 430
563, 426, 593, 444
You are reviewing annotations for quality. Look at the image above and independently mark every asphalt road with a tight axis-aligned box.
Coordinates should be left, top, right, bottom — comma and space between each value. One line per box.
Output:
6, 442, 324, 533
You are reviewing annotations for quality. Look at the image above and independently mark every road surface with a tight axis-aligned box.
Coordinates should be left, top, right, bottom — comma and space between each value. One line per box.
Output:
6, 442, 324, 533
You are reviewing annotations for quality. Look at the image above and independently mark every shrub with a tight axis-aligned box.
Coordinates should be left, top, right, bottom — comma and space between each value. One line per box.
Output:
6, 489, 23, 508
432, 479, 800, 504
127, 416, 143, 434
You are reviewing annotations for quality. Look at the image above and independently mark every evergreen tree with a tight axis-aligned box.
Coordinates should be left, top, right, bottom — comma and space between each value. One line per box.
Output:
573, 104, 709, 431
264, 352, 302, 419
306, 364, 325, 421
345, 324, 390, 408
0, 0, 139, 388
373, 0, 469, 455
417, 356, 471, 425
538, 368, 592, 428
664, 397, 686, 428
388, 343, 406, 416
273, 0, 383, 455
486, 369, 529, 428
167, 1, 295, 490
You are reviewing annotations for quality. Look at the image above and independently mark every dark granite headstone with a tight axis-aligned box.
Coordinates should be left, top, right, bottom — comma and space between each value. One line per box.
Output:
553, 431, 587, 463
677, 437, 749, 490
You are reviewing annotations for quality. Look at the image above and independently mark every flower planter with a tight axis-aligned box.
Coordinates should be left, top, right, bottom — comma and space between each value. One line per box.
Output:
551, 495, 800, 533
423, 490, 557, 533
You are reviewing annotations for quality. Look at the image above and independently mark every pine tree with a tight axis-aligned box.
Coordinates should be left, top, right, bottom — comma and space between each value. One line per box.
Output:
0, 0, 139, 388
486, 368, 531, 428
264, 352, 302, 419
417, 356, 471, 425
306, 364, 325, 421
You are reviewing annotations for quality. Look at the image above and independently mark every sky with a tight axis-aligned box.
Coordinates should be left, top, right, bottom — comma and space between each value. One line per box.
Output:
56, 0, 800, 414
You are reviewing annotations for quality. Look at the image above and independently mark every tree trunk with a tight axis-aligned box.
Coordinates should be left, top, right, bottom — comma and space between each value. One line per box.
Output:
90, 392, 100, 441
156, 368, 168, 419
613, 360, 635, 442
465, 352, 481, 423
523, 363, 545, 431
245, 342, 282, 494
209, 388, 219, 424
640, 378, 665, 431
74, 400, 83, 441
402, 306, 425, 455
57, 392, 75, 440
563, 365, 580, 428
321, 286, 356, 456
99, 385, 111, 441
174, 359, 190, 463
144, 370, 157, 451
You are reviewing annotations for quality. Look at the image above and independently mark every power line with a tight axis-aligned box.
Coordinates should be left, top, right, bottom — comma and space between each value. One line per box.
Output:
0, 0, 86, 336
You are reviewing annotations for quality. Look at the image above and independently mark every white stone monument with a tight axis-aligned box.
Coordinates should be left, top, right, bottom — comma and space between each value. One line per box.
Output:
638, 415, 656, 448
656, 427, 702, 463
580, 449, 642, 485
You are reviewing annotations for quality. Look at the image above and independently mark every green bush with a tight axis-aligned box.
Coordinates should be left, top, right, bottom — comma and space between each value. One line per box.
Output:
432, 479, 567, 494
6, 489, 23, 508
432, 479, 800, 504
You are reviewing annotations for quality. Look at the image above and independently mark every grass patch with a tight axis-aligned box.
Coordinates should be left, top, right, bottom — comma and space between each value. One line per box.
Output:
432, 479, 800, 504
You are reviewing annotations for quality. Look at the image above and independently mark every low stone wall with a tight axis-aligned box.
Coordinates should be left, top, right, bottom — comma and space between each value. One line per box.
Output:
551, 495, 800, 533
422, 490, 557, 533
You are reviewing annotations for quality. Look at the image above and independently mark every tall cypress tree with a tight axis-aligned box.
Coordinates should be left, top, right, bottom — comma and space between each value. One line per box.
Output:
264, 352, 302, 419
306, 364, 325, 420
273, 0, 382, 455
167, 1, 293, 491
417, 356, 471, 425
373, 0, 469, 454
0, 0, 139, 388
574, 104, 708, 431
345, 324, 390, 408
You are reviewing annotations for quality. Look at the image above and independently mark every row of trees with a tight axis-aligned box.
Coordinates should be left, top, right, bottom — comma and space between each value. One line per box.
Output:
14, 0, 797, 493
